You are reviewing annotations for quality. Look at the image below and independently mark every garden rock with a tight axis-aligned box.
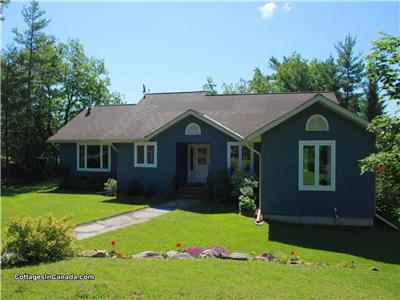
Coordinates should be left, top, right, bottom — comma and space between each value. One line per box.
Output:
222, 252, 251, 261
168, 252, 194, 260
92, 250, 110, 258
133, 251, 163, 260
369, 266, 379, 271
256, 252, 275, 261
199, 249, 220, 258
78, 250, 97, 258
207, 246, 229, 256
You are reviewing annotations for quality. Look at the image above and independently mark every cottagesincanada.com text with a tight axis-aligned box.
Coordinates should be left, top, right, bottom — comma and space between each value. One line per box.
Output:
14, 273, 95, 281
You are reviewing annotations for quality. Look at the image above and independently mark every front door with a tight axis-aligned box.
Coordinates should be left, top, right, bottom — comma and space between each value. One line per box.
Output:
187, 144, 209, 183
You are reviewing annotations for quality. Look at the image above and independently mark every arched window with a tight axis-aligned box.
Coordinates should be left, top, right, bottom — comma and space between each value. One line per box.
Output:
185, 123, 201, 135
306, 114, 329, 131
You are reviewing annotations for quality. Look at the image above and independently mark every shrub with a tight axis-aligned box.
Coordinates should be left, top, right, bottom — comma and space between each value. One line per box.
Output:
230, 171, 258, 200
2, 215, 77, 267
104, 178, 117, 196
126, 180, 143, 195
239, 195, 256, 211
213, 169, 232, 202
145, 185, 156, 197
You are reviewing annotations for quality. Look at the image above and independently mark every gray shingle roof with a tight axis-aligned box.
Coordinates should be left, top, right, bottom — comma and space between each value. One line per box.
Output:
48, 91, 337, 142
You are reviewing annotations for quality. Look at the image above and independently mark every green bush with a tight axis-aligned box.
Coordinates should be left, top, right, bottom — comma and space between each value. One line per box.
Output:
230, 171, 258, 200
2, 215, 77, 268
104, 178, 117, 196
239, 195, 256, 211
60, 174, 109, 191
213, 169, 232, 202
145, 185, 156, 197
127, 180, 143, 195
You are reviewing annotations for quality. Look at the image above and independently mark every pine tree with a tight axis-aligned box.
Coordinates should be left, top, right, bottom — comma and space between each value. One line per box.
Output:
363, 75, 385, 121
335, 34, 364, 113
202, 77, 218, 95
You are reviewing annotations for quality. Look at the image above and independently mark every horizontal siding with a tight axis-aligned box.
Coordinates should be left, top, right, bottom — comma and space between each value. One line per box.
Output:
261, 103, 375, 219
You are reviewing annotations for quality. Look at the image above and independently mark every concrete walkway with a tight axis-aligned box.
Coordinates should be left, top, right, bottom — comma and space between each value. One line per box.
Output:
74, 199, 200, 240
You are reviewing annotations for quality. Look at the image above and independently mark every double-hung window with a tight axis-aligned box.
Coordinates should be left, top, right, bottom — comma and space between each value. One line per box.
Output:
227, 142, 254, 173
134, 142, 158, 168
77, 144, 111, 172
299, 140, 335, 191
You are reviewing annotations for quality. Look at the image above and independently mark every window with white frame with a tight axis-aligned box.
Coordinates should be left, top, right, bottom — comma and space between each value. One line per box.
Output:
298, 140, 335, 191
185, 123, 201, 135
77, 144, 111, 172
305, 114, 329, 131
227, 142, 254, 173
134, 142, 158, 168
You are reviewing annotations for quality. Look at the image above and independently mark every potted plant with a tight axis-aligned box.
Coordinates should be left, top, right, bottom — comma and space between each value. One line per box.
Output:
239, 195, 256, 217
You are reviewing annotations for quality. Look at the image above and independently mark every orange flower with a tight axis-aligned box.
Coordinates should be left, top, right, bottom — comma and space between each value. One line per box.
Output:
176, 243, 182, 248
111, 240, 116, 246
290, 250, 295, 256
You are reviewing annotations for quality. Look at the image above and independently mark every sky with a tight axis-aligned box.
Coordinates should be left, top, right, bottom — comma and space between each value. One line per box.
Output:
2, 1, 399, 114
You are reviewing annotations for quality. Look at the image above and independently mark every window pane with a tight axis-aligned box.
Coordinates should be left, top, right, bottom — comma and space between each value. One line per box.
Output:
87, 145, 100, 168
230, 145, 239, 172
303, 145, 315, 185
102, 145, 109, 169
242, 147, 251, 172
137, 145, 144, 164
319, 145, 331, 186
79, 145, 85, 168
147, 145, 155, 164
197, 147, 207, 165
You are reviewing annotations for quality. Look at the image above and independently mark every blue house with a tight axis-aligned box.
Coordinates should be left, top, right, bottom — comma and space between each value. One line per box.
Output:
48, 91, 375, 226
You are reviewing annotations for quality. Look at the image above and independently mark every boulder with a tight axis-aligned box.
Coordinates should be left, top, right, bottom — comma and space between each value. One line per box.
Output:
255, 252, 275, 261
186, 247, 205, 258
222, 252, 251, 261
77, 250, 97, 257
199, 249, 220, 258
368, 266, 379, 272
133, 251, 164, 260
168, 252, 194, 260
92, 250, 110, 258
207, 246, 229, 256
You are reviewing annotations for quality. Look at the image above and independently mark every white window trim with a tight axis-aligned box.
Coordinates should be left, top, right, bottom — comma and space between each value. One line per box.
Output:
298, 140, 336, 191
134, 142, 158, 168
305, 114, 329, 131
76, 143, 111, 172
227, 142, 254, 173
185, 122, 201, 135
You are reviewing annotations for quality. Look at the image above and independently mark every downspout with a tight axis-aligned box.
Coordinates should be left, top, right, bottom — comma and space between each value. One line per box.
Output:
245, 142, 264, 225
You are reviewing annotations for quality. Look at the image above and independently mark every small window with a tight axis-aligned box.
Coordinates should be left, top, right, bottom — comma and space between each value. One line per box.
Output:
77, 144, 111, 172
299, 141, 335, 191
227, 142, 254, 173
185, 123, 201, 135
134, 142, 157, 168
306, 114, 329, 131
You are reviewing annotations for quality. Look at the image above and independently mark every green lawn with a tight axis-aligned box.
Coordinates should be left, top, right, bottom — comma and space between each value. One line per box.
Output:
1, 181, 162, 236
2, 185, 400, 299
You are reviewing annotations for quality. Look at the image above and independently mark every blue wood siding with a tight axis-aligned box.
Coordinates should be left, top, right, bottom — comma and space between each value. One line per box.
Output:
261, 103, 375, 219
116, 115, 237, 193
59, 143, 117, 177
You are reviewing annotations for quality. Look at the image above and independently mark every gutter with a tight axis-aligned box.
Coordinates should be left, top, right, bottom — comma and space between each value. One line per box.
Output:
244, 141, 263, 225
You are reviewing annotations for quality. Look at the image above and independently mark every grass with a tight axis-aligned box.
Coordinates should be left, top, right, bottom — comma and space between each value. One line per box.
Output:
1, 181, 163, 236
2, 184, 400, 299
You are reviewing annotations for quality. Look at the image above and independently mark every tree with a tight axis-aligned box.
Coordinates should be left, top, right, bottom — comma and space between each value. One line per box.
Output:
335, 34, 364, 113
249, 68, 279, 93
58, 39, 124, 125
362, 74, 385, 121
269, 53, 311, 92
360, 33, 400, 224
221, 78, 251, 94
367, 32, 400, 103
308, 56, 340, 94
0, 0, 10, 21
202, 77, 218, 95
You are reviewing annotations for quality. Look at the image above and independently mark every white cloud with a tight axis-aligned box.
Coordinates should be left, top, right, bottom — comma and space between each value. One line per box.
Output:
259, 2, 278, 19
283, 2, 292, 12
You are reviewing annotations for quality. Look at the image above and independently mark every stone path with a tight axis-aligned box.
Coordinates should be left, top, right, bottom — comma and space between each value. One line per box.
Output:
74, 199, 200, 240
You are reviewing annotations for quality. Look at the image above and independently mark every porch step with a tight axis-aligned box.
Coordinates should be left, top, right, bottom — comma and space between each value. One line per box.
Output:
176, 185, 208, 199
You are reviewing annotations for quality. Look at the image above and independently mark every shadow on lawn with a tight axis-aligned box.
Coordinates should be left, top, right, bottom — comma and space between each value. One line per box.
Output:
1, 181, 58, 196
268, 220, 400, 264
